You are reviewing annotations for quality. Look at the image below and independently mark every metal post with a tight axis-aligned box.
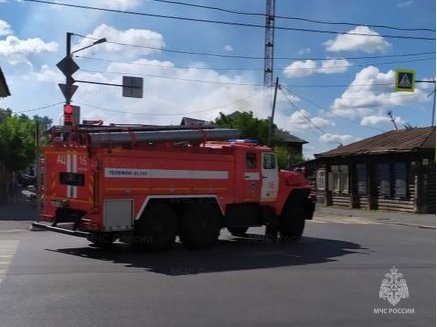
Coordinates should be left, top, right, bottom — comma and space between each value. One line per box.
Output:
267, 77, 279, 146
66, 32, 73, 105
432, 81, 436, 127
35, 121, 41, 215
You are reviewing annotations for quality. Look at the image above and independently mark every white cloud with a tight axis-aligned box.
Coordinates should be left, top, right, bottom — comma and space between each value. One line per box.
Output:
224, 45, 233, 52
318, 58, 351, 74
74, 24, 165, 60
324, 26, 391, 53
283, 60, 317, 78
30, 65, 63, 82
283, 58, 351, 78
397, 1, 413, 8
0, 19, 12, 36
288, 109, 334, 131
66, 57, 269, 126
297, 48, 311, 55
56, 0, 141, 10
100, 0, 142, 10
0, 35, 58, 65
360, 114, 403, 127
331, 66, 428, 119
320, 133, 360, 145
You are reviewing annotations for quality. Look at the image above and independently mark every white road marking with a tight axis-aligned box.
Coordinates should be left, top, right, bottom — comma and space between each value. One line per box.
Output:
0, 240, 19, 286
312, 216, 380, 225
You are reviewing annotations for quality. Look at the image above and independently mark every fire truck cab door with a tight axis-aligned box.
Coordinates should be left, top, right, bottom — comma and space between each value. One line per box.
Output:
261, 152, 279, 202
242, 152, 261, 202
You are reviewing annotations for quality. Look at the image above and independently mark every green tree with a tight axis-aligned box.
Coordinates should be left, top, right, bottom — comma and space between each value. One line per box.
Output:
33, 114, 52, 131
273, 145, 305, 170
213, 111, 280, 145
213, 111, 307, 170
0, 109, 36, 202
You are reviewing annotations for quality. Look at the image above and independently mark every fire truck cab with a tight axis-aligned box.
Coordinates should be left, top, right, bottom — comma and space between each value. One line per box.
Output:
34, 124, 315, 251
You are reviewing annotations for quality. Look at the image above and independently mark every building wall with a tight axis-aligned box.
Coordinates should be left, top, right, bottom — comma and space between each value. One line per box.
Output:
314, 153, 435, 214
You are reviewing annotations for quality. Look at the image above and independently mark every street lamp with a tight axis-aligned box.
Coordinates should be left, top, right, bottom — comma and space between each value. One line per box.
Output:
71, 37, 107, 56
59, 33, 107, 105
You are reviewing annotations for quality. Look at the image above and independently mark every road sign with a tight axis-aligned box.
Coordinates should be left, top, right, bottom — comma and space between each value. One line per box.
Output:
57, 57, 79, 76
395, 69, 416, 92
58, 83, 78, 103
122, 76, 143, 98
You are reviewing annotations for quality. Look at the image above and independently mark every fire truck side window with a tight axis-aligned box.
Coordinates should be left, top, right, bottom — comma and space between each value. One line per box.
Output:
246, 153, 257, 169
263, 153, 277, 170
59, 172, 85, 186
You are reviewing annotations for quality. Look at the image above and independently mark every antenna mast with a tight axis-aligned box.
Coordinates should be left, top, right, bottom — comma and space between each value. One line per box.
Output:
264, 0, 275, 88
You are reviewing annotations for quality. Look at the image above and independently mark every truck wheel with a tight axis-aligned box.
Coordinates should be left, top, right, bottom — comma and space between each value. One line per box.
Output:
134, 203, 178, 251
279, 201, 306, 242
87, 233, 118, 247
179, 205, 221, 249
227, 227, 248, 237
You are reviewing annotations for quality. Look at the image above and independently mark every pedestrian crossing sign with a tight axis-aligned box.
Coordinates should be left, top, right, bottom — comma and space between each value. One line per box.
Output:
395, 69, 416, 92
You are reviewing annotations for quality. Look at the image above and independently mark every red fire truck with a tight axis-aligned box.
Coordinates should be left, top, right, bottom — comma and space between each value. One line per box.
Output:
33, 124, 315, 251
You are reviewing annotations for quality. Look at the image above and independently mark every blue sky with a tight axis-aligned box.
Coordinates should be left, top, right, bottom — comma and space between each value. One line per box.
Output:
0, 0, 435, 157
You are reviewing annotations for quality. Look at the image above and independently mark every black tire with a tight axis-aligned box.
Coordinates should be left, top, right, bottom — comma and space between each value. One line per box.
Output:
179, 204, 222, 249
279, 199, 306, 242
227, 227, 249, 237
87, 233, 118, 247
134, 203, 178, 252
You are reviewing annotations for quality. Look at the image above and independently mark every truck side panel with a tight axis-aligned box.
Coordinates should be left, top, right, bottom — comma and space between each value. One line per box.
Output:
100, 148, 235, 219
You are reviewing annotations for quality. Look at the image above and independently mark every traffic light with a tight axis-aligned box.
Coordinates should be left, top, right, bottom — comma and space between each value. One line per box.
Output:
64, 104, 73, 125
63, 104, 80, 126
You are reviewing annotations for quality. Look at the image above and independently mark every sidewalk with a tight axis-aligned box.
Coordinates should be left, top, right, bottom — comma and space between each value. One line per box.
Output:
0, 203, 39, 231
314, 205, 436, 229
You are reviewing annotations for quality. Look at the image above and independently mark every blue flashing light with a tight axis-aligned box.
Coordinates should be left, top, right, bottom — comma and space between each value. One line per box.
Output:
228, 139, 259, 145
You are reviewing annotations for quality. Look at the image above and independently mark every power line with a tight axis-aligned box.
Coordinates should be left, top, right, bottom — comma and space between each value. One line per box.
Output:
79, 68, 264, 87
283, 87, 386, 132
73, 92, 261, 117
78, 67, 400, 89
22, 0, 436, 41
75, 54, 435, 72
14, 101, 64, 114
148, 0, 436, 32
75, 34, 436, 61
283, 82, 395, 89
280, 88, 328, 135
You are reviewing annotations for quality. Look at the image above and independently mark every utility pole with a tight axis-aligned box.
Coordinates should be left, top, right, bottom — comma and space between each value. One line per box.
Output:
35, 121, 41, 215
430, 80, 436, 127
387, 110, 398, 130
268, 77, 280, 146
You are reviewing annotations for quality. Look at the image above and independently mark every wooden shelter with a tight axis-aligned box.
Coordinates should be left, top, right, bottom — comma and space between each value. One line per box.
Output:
312, 127, 435, 213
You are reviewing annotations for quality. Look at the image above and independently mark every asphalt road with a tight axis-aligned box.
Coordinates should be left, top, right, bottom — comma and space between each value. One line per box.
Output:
0, 218, 435, 327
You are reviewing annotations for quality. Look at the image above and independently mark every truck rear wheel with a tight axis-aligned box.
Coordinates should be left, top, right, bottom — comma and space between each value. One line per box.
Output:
227, 227, 249, 237
134, 203, 178, 251
87, 233, 118, 247
279, 200, 306, 242
179, 204, 221, 249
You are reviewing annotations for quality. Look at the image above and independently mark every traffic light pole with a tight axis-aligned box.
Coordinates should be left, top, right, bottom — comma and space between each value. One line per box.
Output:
65, 32, 73, 105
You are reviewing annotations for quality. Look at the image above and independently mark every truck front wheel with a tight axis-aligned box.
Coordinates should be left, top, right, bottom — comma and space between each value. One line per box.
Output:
134, 203, 178, 251
279, 200, 306, 242
179, 204, 221, 249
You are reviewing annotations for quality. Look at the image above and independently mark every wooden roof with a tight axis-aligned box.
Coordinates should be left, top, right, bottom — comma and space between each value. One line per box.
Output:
0, 67, 11, 98
315, 127, 435, 158
275, 129, 308, 144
